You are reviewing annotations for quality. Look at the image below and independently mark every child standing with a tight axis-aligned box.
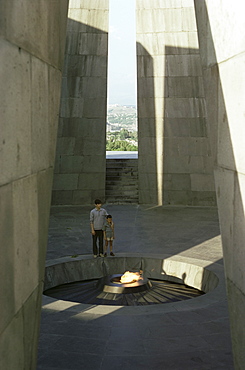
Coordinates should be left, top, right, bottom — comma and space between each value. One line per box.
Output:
103, 215, 115, 256
90, 199, 108, 258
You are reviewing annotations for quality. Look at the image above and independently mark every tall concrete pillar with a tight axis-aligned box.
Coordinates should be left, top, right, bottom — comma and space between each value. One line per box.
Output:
0, 1, 69, 369
52, 0, 109, 205
194, 1, 245, 368
136, 0, 216, 205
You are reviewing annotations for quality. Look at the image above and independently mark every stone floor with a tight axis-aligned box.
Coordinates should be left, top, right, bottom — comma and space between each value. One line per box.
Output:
37, 204, 234, 370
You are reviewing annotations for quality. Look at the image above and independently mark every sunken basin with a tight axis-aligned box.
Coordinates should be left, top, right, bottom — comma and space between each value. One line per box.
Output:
44, 269, 204, 306
43, 255, 221, 307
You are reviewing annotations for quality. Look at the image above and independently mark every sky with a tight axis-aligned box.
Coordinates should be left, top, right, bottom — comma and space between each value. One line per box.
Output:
107, 0, 136, 106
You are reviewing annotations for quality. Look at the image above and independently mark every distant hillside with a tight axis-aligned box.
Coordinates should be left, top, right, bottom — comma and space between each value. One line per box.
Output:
107, 104, 136, 114
107, 104, 137, 132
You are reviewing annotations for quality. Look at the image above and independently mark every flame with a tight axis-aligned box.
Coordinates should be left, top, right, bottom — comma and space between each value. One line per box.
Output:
120, 271, 143, 284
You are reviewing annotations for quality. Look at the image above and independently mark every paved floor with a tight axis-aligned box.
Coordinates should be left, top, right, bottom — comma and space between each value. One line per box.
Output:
37, 204, 234, 370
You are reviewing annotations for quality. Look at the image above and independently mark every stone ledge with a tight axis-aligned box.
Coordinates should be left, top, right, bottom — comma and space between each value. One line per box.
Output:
43, 253, 226, 315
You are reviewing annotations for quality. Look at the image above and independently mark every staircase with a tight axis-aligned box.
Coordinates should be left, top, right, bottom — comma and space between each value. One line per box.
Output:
106, 158, 138, 204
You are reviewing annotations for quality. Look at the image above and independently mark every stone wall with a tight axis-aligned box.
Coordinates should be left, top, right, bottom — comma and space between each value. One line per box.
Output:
44, 255, 221, 296
136, 0, 216, 205
0, 1, 69, 369
52, 0, 109, 205
194, 1, 245, 368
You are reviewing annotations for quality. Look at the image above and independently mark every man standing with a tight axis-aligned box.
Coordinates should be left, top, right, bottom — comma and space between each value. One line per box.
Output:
90, 199, 108, 258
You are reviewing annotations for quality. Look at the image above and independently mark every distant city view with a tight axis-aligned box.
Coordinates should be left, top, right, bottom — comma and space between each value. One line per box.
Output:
106, 104, 138, 151
107, 1, 137, 151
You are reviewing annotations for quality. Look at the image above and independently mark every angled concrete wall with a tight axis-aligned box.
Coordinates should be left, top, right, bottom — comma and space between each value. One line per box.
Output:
52, 0, 109, 205
0, 1, 69, 369
136, 0, 216, 205
194, 1, 245, 368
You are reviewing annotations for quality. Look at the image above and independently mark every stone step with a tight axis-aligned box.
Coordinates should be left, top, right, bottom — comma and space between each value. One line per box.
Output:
106, 187, 138, 194
105, 196, 139, 204
106, 188, 138, 194
106, 159, 138, 168
106, 182, 138, 189
106, 178, 138, 186
106, 174, 138, 180
106, 190, 139, 197
106, 168, 138, 173
106, 158, 139, 204
106, 177, 138, 183
106, 166, 138, 171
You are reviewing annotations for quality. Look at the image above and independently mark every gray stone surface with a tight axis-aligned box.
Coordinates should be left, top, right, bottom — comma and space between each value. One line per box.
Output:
52, 1, 109, 205
0, 183, 15, 334
106, 151, 138, 159
38, 205, 234, 369
0, 41, 32, 186
194, 2, 245, 367
136, 0, 216, 206
0, 1, 68, 69
0, 2, 69, 369
54, 0, 216, 208
105, 159, 138, 203
44, 255, 221, 297
1, 1, 244, 369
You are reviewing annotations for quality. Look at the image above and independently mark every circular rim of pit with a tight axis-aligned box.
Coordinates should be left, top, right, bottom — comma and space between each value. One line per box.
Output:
43, 253, 226, 315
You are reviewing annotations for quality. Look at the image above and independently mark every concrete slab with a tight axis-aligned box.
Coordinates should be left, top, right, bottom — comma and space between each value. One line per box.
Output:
106, 151, 138, 159
38, 205, 234, 369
